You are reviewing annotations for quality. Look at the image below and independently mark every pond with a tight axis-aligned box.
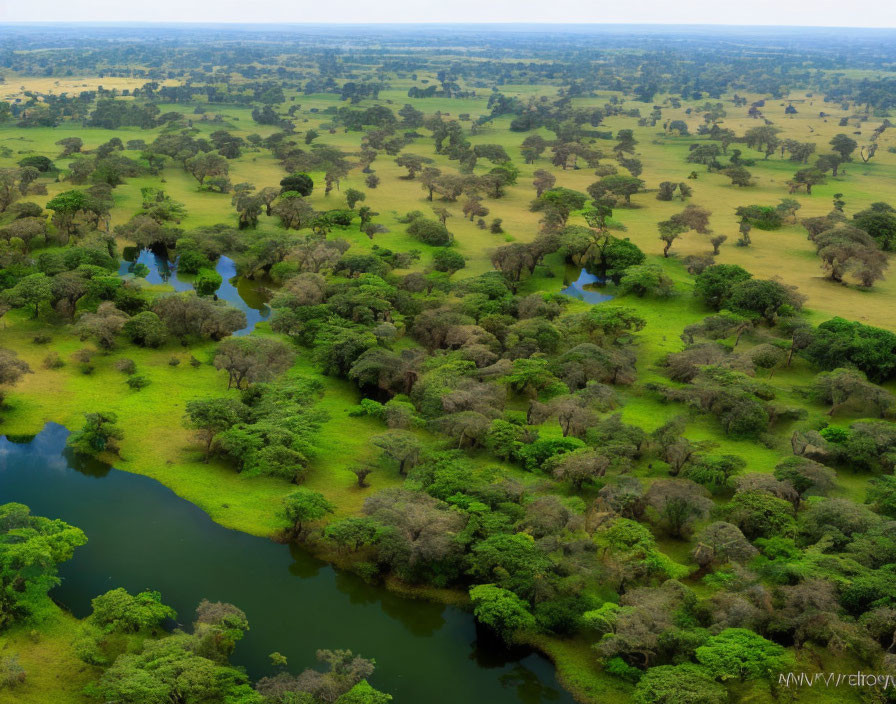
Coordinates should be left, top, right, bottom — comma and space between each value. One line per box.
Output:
560, 268, 614, 305
119, 251, 271, 335
0, 424, 574, 704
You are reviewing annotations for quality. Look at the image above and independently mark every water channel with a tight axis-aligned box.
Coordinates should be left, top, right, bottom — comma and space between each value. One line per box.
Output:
0, 424, 573, 704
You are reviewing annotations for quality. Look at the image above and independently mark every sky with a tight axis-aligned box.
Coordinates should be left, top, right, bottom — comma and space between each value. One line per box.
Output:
0, 0, 895, 28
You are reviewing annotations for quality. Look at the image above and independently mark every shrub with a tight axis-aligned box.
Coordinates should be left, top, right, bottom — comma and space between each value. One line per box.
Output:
123, 311, 167, 348
407, 217, 453, 246
516, 437, 586, 472
177, 249, 213, 274
327, 209, 354, 227
18, 155, 54, 172
618, 264, 675, 297
115, 358, 137, 375
432, 249, 466, 273
279, 172, 313, 196
126, 374, 151, 391
194, 268, 223, 296
42, 352, 63, 369
736, 205, 783, 230
0, 656, 26, 688
604, 656, 642, 683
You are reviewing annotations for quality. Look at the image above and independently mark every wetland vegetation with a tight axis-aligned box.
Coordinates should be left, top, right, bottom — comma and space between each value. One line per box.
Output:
2, 22, 896, 704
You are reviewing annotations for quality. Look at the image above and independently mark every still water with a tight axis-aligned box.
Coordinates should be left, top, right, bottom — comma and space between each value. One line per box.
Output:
560, 268, 613, 305
0, 424, 572, 704
119, 251, 271, 335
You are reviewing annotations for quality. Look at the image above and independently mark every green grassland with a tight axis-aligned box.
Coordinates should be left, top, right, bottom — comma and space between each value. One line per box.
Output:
1, 59, 894, 704
0, 608, 97, 704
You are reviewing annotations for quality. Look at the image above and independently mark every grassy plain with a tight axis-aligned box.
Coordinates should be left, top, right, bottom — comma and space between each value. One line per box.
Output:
1, 68, 893, 704
2, 68, 893, 570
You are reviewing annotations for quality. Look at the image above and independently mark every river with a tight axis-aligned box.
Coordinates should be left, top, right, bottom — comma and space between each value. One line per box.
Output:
0, 424, 573, 704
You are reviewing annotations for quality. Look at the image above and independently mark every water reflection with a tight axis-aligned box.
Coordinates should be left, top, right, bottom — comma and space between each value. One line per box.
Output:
3, 434, 37, 444
500, 666, 563, 704
0, 424, 574, 704
560, 268, 614, 304
287, 543, 327, 579
63, 447, 112, 478
119, 248, 193, 291
119, 250, 271, 334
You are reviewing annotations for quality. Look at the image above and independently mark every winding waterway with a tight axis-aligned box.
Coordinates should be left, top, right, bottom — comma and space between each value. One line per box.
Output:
0, 424, 573, 704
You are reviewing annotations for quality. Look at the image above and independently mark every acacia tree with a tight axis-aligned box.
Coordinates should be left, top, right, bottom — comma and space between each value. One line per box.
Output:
344, 188, 366, 210
88, 588, 176, 634
812, 225, 888, 286
696, 628, 791, 681
185, 152, 229, 187
690, 522, 756, 568
645, 479, 713, 538
0, 169, 21, 212
153, 294, 246, 340
56, 137, 83, 157
634, 664, 727, 704
463, 196, 489, 221
491, 243, 537, 289
812, 368, 894, 417
816, 153, 845, 177
272, 193, 315, 230
257, 186, 281, 216
183, 398, 246, 462
395, 154, 425, 179
67, 411, 124, 457
789, 168, 826, 194
0, 504, 87, 626
671, 204, 712, 234
709, 235, 727, 254
532, 169, 556, 197
657, 182, 677, 200
552, 449, 611, 489
431, 206, 451, 225
469, 585, 535, 642
420, 167, 442, 200
723, 165, 753, 186
362, 488, 464, 580
232, 192, 263, 229
3, 273, 53, 319
45, 190, 89, 238
75, 302, 129, 351
0, 348, 32, 407
213, 337, 293, 389
830, 133, 858, 161
521, 135, 549, 164
658, 220, 687, 257
371, 431, 421, 475
588, 175, 643, 205
17, 166, 40, 195
284, 489, 335, 538
533, 187, 588, 228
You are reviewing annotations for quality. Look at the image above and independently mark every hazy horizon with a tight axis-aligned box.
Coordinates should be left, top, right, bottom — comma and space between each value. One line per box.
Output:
2, 21, 896, 29
1, 1, 894, 29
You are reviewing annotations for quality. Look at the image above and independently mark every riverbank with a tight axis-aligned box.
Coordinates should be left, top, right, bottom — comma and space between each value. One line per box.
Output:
0, 281, 827, 704
0, 427, 579, 704
0, 609, 97, 704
